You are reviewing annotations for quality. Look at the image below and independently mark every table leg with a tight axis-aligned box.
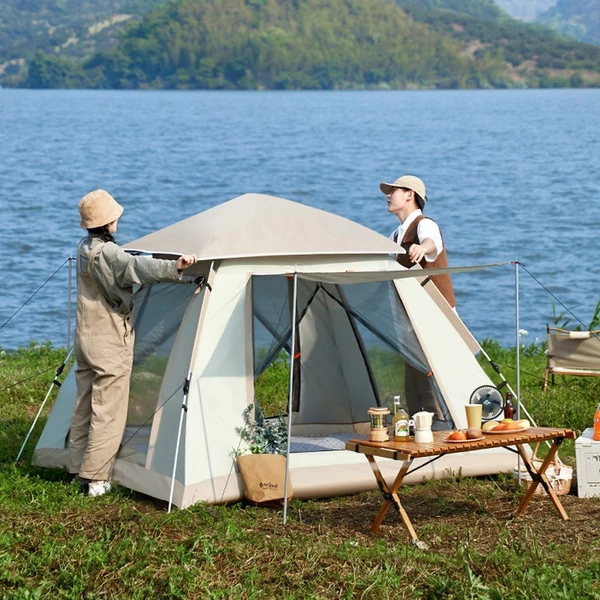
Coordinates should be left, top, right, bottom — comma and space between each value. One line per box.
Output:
366, 455, 419, 542
514, 441, 569, 521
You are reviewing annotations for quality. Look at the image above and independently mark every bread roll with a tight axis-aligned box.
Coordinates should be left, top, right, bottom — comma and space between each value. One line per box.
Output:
482, 421, 501, 432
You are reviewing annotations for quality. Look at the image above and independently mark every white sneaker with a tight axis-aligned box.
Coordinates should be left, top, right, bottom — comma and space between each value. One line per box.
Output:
88, 480, 112, 497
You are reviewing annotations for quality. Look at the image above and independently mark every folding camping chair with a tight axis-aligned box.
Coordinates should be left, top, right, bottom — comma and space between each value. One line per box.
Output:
543, 326, 600, 391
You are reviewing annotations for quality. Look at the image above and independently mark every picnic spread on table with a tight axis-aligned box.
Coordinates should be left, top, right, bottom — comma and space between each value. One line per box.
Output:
346, 397, 580, 547
346, 427, 576, 546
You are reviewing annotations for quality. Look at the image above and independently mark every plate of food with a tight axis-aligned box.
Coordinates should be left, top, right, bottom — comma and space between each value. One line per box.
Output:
482, 427, 527, 435
481, 419, 530, 435
445, 435, 484, 443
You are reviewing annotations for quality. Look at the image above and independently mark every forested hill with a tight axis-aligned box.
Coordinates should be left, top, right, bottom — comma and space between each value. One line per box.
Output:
398, 0, 508, 23
536, 0, 600, 46
0, 0, 168, 76
5, 0, 600, 90
396, 0, 600, 85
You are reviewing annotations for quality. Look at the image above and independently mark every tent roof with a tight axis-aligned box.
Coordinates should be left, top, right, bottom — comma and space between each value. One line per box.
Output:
124, 193, 401, 261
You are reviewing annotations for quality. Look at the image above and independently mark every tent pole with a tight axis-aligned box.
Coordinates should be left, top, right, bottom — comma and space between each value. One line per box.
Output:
514, 260, 521, 419
514, 260, 522, 483
166, 261, 215, 512
67, 255, 74, 352
283, 272, 298, 525
168, 371, 191, 513
16, 348, 73, 463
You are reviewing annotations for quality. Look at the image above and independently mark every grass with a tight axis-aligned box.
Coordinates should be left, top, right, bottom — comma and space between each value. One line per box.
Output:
1, 341, 600, 599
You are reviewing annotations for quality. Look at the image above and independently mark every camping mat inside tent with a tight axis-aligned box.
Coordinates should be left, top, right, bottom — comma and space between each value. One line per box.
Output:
117, 427, 357, 465
289, 432, 356, 453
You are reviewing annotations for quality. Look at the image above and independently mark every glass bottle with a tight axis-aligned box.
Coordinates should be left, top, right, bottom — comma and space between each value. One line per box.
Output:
594, 403, 600, 441
504, 391, 515, 420
393, 395, 409, 441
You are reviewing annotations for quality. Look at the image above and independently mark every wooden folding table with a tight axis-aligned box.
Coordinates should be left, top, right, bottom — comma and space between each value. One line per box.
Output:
345, 427, 575, 546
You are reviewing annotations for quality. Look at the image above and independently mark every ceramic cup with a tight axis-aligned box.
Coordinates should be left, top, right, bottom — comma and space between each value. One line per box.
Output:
465, 404, 482, 429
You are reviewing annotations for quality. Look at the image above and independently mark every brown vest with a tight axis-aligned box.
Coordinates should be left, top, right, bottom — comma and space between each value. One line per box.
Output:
394, 215, 456, 308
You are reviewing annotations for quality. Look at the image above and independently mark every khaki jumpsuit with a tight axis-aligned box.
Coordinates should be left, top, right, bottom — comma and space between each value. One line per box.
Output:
69, 235, 182, 481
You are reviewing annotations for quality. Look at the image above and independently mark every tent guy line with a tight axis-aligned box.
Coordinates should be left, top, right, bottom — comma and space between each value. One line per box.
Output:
518, 262, 600, 339
0, 257, 69, 333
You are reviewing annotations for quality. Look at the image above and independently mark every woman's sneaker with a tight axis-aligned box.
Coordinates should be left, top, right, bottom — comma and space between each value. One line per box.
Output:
88, 481, 112, 497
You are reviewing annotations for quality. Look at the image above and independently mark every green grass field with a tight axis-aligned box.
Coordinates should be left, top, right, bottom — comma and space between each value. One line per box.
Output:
1, 341, 600, 599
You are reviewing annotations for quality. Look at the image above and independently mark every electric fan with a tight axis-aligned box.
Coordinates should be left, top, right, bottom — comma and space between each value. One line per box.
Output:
469, 385, 504, 421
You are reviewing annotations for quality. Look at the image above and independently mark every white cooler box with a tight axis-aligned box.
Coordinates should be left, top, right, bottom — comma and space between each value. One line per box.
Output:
576, 428, 600, 497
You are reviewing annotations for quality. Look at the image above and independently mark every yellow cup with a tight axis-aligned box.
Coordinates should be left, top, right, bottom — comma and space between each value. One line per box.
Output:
465, 404, 482, 429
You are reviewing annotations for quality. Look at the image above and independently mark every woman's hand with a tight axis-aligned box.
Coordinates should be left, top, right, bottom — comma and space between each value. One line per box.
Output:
176, 254, 198, 270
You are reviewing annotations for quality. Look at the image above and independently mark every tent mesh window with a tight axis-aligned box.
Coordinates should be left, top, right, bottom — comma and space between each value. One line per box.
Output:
118, 281, 198, 465
252, 275, 293, 418
251, 276, 454, 436
327, 280, 452, 428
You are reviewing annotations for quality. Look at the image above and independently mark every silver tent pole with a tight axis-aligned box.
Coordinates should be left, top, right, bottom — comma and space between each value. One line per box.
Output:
514, 260, 521, 419
478, 262, 545, 446
283, 272, 298, 525
16, 348, 74, 463
168, 371, 192, 513
514, 260, 522, 484
166, 261, 215, 513
67, 255, 74, 352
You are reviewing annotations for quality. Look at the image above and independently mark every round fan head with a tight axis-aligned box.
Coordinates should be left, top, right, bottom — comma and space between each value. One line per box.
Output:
469, 385, 504, 421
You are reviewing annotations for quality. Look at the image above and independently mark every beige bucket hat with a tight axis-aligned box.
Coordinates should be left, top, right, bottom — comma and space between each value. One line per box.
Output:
379, 175, 427, 204
78, 189, 124, 229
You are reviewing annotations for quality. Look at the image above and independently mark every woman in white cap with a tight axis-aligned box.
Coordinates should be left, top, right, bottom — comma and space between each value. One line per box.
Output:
70, 189, 197, 497
380, 174, 455, 308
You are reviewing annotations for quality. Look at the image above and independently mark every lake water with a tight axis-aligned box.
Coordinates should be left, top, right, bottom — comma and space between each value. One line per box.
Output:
1, 89, 599, 350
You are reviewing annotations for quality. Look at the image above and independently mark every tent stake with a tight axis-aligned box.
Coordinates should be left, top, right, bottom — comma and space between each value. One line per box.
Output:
283, 272, 298, 525
16, 348, 73, 463
168, 372, 191, 513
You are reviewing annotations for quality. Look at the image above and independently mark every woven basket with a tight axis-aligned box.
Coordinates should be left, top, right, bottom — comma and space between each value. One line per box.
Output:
512, 443, 573, 496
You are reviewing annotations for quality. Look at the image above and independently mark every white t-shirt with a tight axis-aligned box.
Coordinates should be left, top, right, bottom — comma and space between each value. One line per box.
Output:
390, 210, 443, 262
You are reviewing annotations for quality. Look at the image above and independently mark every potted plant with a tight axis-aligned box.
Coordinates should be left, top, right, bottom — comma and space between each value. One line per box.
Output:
234, 406, 292, 506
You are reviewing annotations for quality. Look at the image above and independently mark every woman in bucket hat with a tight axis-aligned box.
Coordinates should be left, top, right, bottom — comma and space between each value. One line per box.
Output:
70, 190, 197, 497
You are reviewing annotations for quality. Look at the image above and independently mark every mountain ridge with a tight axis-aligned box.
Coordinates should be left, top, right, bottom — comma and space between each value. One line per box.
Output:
491, 0, 600, 46
536, 0, 600, 46
2, 0, 600, 89
493, 0, 556, 22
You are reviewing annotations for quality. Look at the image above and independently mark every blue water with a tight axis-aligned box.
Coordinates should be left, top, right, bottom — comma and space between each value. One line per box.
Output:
1, 89, 599, 349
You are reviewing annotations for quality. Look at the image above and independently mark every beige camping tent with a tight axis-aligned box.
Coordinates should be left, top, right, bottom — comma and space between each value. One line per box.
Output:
33, 194, 518, 508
